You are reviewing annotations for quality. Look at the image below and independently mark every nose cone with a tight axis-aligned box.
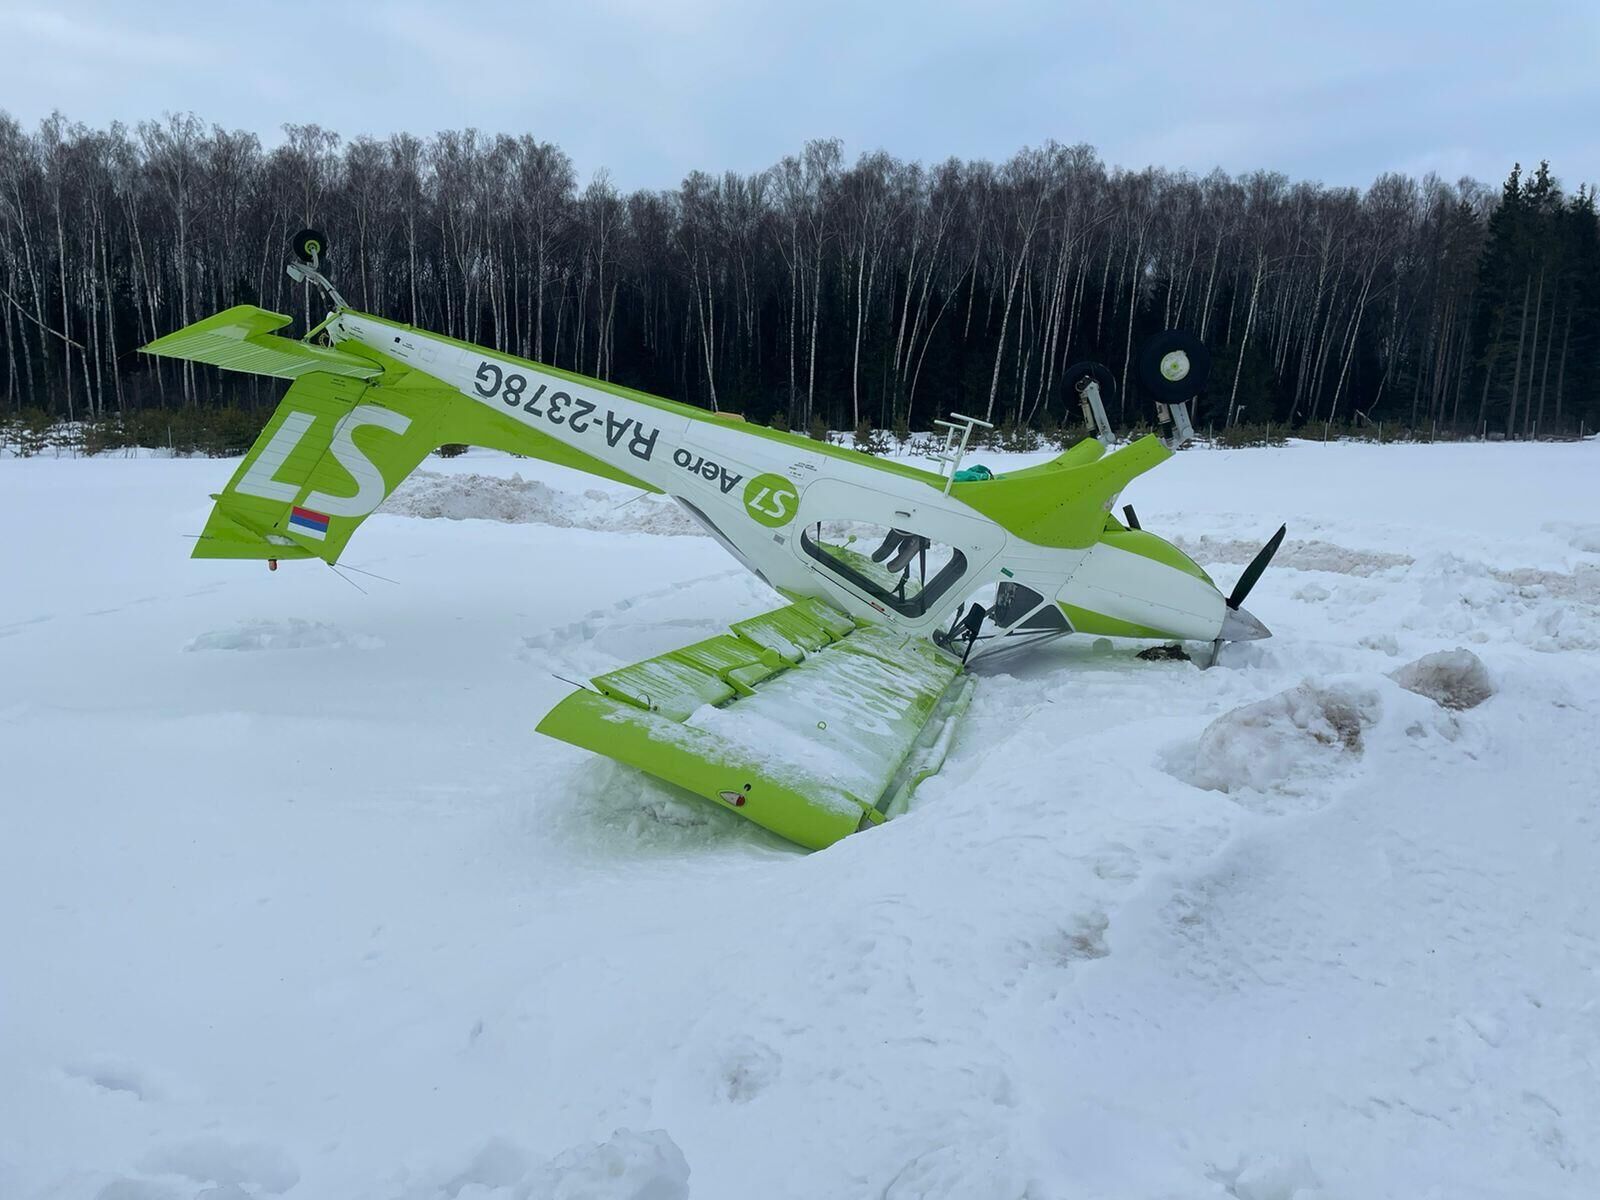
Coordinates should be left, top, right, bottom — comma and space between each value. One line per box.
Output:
1220, 605, 1272, 641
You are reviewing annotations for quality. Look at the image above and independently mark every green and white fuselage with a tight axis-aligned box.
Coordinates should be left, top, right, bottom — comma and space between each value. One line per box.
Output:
325, 309, 1237, 646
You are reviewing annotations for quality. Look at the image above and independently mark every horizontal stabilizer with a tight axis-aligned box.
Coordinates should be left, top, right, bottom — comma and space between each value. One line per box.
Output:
536, 601, 967, 850
142, 305, 382, 380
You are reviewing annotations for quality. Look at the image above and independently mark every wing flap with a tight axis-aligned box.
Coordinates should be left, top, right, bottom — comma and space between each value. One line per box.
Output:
729, 596, 856, 662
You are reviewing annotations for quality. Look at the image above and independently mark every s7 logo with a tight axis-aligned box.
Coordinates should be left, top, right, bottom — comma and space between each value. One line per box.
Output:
236, 405, 413, 517
742, 473, 800, 528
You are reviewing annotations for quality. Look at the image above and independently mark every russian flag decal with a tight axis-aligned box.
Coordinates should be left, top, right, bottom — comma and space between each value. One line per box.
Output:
288, 506, 332, 540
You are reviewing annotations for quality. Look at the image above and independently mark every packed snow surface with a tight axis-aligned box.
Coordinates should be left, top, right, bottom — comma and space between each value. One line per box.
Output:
3, 439, 1599, 1198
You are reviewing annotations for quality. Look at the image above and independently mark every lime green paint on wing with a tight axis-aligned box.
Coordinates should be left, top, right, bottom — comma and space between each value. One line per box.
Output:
536, 690, 864, 851
535, 601, 960, 851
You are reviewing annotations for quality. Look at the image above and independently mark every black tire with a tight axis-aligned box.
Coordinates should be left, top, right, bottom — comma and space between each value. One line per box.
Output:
1136, 329, 1210, 404
291, 228, 330, 267
1063, 360, 1116, 403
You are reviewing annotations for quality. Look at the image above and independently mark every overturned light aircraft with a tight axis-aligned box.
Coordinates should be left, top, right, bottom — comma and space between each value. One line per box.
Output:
144, 231, 1284, 851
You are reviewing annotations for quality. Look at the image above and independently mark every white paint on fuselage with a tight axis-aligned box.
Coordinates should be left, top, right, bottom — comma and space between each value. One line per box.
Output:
1059, 541, 1228, 641
329, 311, 1229, 644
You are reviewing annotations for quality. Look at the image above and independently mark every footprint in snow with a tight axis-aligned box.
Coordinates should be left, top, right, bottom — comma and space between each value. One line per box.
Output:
716, 1036, 783, 1103
64, 1055, 156, 1101
1043, 910, 1111, 964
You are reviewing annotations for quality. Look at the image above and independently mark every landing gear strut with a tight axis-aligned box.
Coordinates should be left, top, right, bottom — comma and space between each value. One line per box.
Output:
934, 602, 988, 664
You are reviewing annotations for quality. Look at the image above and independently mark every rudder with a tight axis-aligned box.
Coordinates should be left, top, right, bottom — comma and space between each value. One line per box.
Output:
194, 371, 453, 563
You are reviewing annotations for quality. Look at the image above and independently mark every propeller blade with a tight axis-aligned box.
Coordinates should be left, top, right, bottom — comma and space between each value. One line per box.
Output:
1227, 523, 1287, 610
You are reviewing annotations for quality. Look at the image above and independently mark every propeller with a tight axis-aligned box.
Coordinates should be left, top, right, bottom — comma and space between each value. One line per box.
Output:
1207, 523, 1286, 667
1227, 523, 1286, 611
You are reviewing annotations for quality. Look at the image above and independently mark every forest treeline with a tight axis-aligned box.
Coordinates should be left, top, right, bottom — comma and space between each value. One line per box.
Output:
2, 112, 1597, 439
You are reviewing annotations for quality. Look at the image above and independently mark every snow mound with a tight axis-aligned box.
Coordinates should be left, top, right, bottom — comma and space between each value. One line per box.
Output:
184, 619, 381, 652
1175, 534, 1412, 578
403, 1128, 689, 1200
381, 471, 702, 536
64, 1055, 160, 1100
1401, 553, 1600, 652
557, 759, 755, 854
542, 1128, 690, 1200
1390, 648, 1495, 710
1182, 679, 1381, 797
1210, 1152, 1323, 1200
1542, 519, 1600, 554
1176, 670, 1470, 806
135, 1136, 299, 1194
92, 1182, 182, 1200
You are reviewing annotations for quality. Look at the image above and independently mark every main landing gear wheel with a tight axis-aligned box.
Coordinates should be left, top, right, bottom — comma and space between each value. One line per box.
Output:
291, 229, 330, 271
1136, 329, 1211, 405
1063, 360, 1116, 402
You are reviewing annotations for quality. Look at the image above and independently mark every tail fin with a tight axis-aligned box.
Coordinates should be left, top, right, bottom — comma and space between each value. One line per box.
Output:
147, 303, 659, 564
190, 369, 448, 562
141, 304, 446, 562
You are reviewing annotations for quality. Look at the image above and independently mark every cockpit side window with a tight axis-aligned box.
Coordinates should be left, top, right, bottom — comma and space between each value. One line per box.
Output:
800, 519, 968, 618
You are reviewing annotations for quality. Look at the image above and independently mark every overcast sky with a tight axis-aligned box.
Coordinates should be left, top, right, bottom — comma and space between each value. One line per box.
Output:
2, 0, 1596, 193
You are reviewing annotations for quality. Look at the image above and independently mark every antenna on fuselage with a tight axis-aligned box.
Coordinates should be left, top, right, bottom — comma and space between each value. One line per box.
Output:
928, 413, 995, 496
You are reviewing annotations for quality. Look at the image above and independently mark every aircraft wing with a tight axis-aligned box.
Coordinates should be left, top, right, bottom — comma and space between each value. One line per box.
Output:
536, 597, 973, 850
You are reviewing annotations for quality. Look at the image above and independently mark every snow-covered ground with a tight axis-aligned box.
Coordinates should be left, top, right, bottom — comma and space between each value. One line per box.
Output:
3, 439, 1598, 1199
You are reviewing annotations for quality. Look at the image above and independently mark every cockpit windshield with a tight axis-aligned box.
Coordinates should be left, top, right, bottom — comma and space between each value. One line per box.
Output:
800, 519, 968, 618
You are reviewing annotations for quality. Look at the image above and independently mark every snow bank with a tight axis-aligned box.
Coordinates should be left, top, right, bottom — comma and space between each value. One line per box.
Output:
1177, 665, 1475, 805
1400, 553, 1600, 653
1180, 678, 1382, 798
1542, 519, 1600, 554
381, 470, 702, 536
184, 618, 381, 652
1209, 1153, 1322, 1200
1174, 533, 1413, 578
6, 440, 1600, 1199
1390, 647, 1495, 710
136, 1136, 300, 1194
399, 1128, 689, 1200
